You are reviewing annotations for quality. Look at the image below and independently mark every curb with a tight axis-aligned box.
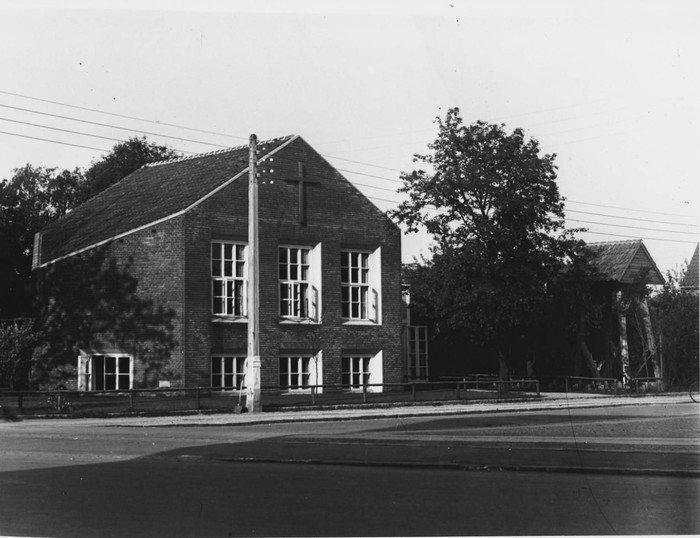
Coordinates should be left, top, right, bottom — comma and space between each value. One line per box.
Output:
109, 395, 695, 428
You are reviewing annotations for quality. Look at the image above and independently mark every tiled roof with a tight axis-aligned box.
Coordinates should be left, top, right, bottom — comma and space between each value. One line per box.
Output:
587, 239, 664, 285
38, 135, 296, 265
681, 244, 699, 289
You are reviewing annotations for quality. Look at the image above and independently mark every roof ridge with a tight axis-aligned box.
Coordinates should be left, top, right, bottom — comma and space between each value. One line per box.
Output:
143, 134, 296, 168
587, 239, 642, 247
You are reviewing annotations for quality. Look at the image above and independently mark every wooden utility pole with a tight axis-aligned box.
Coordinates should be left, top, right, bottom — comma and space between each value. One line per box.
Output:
245, 134, 261, 412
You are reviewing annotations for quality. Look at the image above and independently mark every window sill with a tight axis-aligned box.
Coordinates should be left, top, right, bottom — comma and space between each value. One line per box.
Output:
211, 316, 248, 324
279, 318, 322, 325
341, 320, 381, 326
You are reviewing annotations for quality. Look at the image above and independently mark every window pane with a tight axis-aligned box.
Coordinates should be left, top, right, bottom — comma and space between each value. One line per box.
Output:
223, 260, 233, 277
104, 374, 116, 390
118, 374, 130, 390
212, 374, 222, 388
236, 245, 245, 260
212, 358, 221, 375
105, 358, 116, 375
118, 357, 130, 374
340, 266, 349, 283
279, 248, 287, 263
290, 264, 298, 280
212, 243, 221, 260
224, 243, 233, 260
290, 249, 298, 264
341, 251, 349, 267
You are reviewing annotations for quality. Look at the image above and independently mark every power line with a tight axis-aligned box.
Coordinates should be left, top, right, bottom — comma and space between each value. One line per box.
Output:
566, 218, 698, 236
0, 129, 109, 152
322, 154, 403, 173
2, 89, 694, 226
336, 168, 403, 184
0, 116, 194, 155
0, 103, 231, 149
565, 208, 697, 228
578, 230, 698, 245
566, 198, 696, 219
0, 89, 248, 141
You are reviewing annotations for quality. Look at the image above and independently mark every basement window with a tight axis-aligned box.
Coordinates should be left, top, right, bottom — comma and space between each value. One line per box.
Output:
78, 354, 132, 391
211, 356, 245, 390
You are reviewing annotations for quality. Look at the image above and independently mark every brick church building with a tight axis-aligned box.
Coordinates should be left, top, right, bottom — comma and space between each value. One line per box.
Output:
33, 135, 411, 392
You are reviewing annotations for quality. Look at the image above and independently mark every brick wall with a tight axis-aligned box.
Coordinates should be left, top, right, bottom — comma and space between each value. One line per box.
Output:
37, 215, 186, 389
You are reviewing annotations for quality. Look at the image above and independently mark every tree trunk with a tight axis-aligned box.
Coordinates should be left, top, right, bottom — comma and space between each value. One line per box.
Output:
497, 347, 509, 380
579, 311, 600, 377
637, 297, 663, 390
619, 310, 631, 387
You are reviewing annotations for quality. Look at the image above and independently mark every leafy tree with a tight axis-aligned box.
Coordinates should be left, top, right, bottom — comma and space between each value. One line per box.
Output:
77, 136, 179, 203
651, 267, 699, 388
0, 320, 39, 389
0, 165, 83, 318
0, 137, 178, 318
392, 108, 585, 376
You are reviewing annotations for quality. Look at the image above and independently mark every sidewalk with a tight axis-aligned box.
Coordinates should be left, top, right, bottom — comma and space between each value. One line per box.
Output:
88, 391, 694, 428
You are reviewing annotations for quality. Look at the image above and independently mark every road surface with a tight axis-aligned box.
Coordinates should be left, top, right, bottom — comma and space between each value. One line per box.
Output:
1, 400, 698, 536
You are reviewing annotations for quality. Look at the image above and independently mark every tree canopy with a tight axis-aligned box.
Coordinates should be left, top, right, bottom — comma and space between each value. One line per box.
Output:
78, 137, 179, 203
0, 137, 179, 318
393, 108, 586, 375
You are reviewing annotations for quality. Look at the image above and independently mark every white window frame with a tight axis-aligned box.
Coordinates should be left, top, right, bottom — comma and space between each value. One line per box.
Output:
211, 241, 247, 318
341, 351, 383, 392
406, 326, 429, 380
279, 352, 323, 393
341, 247, 381, 324
77, 353, 133, 391
279, 244, 322, 323
211, 355, 246, 390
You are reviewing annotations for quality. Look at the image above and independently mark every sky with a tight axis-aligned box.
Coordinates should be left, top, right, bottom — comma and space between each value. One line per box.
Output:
0, 0, 698, 274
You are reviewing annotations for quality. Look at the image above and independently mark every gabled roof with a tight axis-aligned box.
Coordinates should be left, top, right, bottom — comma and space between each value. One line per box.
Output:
36, 135, 297, 267
587, 239, 665, 285
681, 244, 699, 289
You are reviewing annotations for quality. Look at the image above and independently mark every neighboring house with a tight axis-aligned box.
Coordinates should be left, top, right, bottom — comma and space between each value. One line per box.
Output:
33, 135, 403, 392
587, 239, 665, 286
680, 244, 699, 295
586, 239, 665, 384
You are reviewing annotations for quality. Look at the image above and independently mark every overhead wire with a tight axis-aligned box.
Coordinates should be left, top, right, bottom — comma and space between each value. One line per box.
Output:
0, 129, 109, 152
0, 116, 195, 155
0, 89, 248, 141
0, 103, 231, 149
2, 89, 696, 238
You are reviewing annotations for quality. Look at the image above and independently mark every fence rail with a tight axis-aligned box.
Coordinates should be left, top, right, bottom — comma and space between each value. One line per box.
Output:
0, 379, 541, 417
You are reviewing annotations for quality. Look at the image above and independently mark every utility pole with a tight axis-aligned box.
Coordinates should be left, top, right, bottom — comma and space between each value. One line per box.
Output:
245, 134, 261, 412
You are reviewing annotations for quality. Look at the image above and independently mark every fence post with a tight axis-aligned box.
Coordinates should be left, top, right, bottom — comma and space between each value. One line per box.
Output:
57, 392, 62, 412
456, 382, 460, 400
129, 390, 134, 412
535, 381, 540, 397
411, 382, 416, 401
196, 388, 201, 410
362, 384, 367, 404
565, 377, 569, 394
311, 385, 316, 405
497, 381, 502, 398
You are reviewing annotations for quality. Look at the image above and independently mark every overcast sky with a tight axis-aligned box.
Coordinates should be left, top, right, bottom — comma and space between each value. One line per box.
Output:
0, 0, 697, 274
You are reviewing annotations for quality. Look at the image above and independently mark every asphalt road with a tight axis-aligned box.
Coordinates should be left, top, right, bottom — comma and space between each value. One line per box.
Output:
1, 401, 698, 536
